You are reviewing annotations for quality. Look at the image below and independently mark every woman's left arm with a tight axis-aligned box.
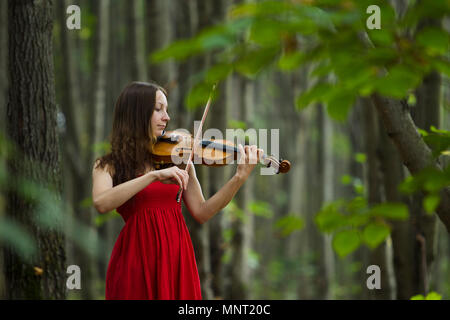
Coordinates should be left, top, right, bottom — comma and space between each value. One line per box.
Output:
182, 145, 261, 224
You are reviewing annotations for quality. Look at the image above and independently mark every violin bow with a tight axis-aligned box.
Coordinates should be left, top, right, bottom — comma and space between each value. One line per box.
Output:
176, 84, 217, 203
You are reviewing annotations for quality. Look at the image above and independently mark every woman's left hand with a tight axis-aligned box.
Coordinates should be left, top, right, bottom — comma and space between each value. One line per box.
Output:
235, 144, 263, 181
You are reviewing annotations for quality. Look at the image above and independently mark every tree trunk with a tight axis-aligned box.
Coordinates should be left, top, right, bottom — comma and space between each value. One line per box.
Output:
178, 0, 216, 300
371, 93, 450, 232
0, 0, 8, 300
376, 68, 442, 299
126, 0, 146, 82
146, 0, 175, 88
5, 0, 66, 299
0, 0, 7, 134
229, 76, 254, 299
361, 97, 392, 299
56, 0, 86, 299
378, 117, 416, 299
320, 103, 336, 300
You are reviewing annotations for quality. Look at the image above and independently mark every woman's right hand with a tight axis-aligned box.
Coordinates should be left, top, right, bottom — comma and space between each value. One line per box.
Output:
154, 166, 189, 190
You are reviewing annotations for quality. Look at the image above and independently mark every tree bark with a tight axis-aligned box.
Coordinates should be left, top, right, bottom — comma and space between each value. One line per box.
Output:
371, 94, 450, 232
146, 0, 175, 88
91, 0, 110, 299
5, 0, 66, 299
378, 114, 416, 300
126, 0, 146, 82
0, 0, 8, 300
361, 97, 392, 299
229, 76, 254, 299
320, 103, 336, 300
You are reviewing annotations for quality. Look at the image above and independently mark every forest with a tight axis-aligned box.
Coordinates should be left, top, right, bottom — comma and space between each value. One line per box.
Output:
0, 0, 449, 300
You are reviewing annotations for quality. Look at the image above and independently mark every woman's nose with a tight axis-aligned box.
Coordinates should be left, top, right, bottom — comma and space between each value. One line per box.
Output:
162, 110, 170, 121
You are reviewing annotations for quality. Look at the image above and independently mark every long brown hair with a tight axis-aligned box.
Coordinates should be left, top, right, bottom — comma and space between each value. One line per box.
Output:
95, 81, 167, 186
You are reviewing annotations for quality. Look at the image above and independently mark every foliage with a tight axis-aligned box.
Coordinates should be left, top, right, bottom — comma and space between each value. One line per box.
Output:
410, 291, 442, 300
0, 133, 108, 263
274, 215, 305, 237
315, 196, 408, 258
152, 0, 450, 120
397, 126, 450, 215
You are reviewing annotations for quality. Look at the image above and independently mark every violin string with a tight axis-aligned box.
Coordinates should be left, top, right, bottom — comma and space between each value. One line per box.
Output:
189, 135, 283, 169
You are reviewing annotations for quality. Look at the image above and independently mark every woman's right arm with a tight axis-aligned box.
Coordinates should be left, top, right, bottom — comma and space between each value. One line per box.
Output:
92, 161, 157, 214
92, 161, 189, 214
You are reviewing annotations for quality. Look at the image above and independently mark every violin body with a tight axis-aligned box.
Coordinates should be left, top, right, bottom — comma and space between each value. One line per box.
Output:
152, 130, 291, 174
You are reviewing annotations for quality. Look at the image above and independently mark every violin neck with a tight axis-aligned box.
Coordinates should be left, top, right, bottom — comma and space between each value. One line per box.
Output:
200, 140, 276, 170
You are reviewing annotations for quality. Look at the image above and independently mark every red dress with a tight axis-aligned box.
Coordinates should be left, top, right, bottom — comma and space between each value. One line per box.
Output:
105, 179, 202, 300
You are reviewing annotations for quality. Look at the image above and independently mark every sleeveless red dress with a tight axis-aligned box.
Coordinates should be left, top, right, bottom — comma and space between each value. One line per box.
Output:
105, 179, 202, 300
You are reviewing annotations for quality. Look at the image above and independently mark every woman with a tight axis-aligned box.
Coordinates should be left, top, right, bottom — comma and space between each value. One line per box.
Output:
92, 81, 261, 300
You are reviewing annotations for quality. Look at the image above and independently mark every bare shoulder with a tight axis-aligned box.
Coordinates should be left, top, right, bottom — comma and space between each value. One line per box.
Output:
92, 160, 114, 193
93, 159, 115, 176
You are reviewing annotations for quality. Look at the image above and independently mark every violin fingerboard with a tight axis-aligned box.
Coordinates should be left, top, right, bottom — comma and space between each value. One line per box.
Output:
153, 163, 175, 170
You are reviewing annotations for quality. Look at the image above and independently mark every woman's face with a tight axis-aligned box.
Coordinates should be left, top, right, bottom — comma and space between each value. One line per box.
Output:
151, 89, 170, 137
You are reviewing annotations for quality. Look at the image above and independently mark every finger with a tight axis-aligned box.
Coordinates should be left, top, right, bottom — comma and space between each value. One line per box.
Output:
175, 171, 186, 190
249, 145, 257, 164
238, 144, 245, 164
180, 170, 188, 190
177, 168, 188, 190
173, 174, 183, 190
182, 171, 189, 190
246, 146, 253, 163
257, 148, 264, 162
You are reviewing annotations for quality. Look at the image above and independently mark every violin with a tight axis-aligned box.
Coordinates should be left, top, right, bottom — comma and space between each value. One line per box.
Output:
152, 130, 291, 174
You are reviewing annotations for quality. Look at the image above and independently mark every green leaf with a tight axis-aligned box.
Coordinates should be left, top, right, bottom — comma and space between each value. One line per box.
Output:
355, 153, 366, 163
205, 63, 233, 83
341, 174, 352, 185
374, 65, 422, 99
423, 194, 440, 214
224, 200, 246, 222
367, 28, 394, 47
278, 51, 307, 72
332, 229, 361, 258
0, 216, 37, 262
80, 197, 93, 209
151, 38, 202, 63
92, 141, 111, 155
432, 58, 450, 77
295, 82, 332, 110
248, 201, 274, 219
274, 215, 305, 237
185, 82, 218, 110
94, 210, 121, 226
326, 90, 357, 121
425, 292, 442, 300
410, 291, 442, 300
362, 222, 390, 249
399, 175, 421, 194
416, 27, 449, 56
234, 46, 280, 77
315, 202, 346, 233
227, 120, 247, 130
346, 196, 368, 214
249, 18, 283, 46
369, 202, 409, 220
407, 93, 417, 106
347, 212, 370, 228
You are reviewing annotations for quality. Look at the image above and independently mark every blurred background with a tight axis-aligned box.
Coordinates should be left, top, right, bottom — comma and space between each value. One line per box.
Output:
0, 0, 449, 300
